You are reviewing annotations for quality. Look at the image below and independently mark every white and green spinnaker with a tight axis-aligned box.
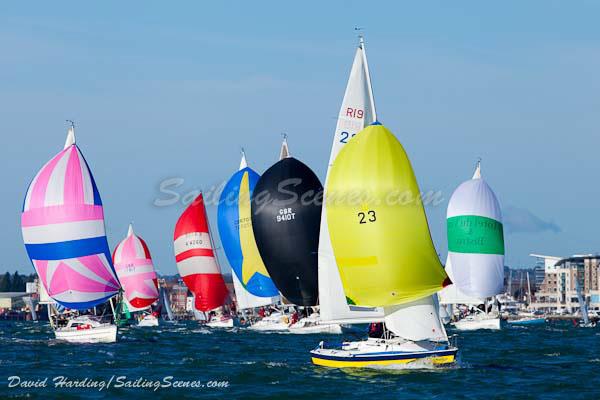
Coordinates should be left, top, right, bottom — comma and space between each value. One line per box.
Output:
446, 161, 504, 298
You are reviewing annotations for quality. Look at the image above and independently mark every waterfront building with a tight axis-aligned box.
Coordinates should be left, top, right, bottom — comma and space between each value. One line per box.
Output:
530, 254, 600, 313
533, 259, 546, 291
170, 280, 189, 314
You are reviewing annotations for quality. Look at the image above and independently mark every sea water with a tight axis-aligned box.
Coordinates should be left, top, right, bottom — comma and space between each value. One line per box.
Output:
1, 320, 599, 399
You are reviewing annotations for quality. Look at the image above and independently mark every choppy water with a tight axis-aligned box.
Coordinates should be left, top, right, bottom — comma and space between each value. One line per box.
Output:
1, 320, 599, 399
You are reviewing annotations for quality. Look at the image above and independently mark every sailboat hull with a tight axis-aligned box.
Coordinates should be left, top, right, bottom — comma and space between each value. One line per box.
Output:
452, 317, 501, 331
287, 316, 342, 335
206, 317, 236, 328
310, 340, 457, 368
137, 314, 159, 327
55, 324, 117, 344
507, 317, 546, 326
247, 313, 290, 332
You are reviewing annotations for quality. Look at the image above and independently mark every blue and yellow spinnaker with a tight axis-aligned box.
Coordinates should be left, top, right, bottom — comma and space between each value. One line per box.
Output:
217, 157, 279, 299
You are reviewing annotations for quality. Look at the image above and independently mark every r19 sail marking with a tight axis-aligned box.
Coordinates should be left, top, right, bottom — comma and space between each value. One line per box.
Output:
345, 108, 364, 118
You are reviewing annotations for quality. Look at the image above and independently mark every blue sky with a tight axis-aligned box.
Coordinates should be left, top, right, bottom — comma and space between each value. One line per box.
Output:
2, 1, 599, 274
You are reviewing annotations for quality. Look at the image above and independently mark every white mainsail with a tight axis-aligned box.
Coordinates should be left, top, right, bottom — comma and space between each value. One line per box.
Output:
160, 287, 175, 321
318, 36, 384, 323
232, 272, 280, 310
384, 296, 448, 342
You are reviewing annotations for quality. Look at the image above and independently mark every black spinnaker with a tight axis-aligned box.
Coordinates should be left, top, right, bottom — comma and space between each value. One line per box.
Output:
250, 144, 322, 306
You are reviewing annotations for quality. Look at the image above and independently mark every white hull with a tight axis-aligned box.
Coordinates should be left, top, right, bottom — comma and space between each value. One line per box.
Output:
138, 315, 159, 327
248, 313, 290, 332
248, 321, 289, 332
452, 316, 501, 331
288, 316, 342, 335
580, 321, 597, 328
55, 324, 117, 343
206, 318, 234, 328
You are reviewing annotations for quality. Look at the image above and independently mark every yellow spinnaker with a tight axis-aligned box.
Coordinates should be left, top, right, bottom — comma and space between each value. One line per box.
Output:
238, 171, 271, 285
326, 123, 448, 307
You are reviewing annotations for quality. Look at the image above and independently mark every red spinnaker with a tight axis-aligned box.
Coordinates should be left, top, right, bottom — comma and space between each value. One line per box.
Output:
174, 194, 229, 312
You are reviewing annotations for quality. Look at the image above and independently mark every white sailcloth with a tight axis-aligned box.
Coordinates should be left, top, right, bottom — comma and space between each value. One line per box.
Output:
384, 296, 448, 342
318, 37, 384, 323
447, 163, 505, 298
438, 256, 484, 305
232, 272, 280, 310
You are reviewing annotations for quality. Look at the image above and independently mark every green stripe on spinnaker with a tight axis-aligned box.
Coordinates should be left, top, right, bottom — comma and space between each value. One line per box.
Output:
447, 215, 504, 255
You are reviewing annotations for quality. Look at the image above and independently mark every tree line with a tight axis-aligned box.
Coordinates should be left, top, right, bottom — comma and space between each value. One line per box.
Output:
0, 271, 37, 292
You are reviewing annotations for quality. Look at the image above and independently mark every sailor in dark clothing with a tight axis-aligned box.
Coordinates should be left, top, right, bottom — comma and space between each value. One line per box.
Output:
368, 322, 384, 338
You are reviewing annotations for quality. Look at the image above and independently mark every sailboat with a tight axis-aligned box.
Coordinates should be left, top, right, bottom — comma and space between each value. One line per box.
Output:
318, 35, 384, 329
446, 161, 504, 331
507, 272, 546, 326
159, 286, 176, 323
113, 224, 160, 327
217, 150, 285, 331
575, 276, 596, 328
310, 122, 457, 368
21, 123, 121, 343
251, 137, 341, 334
173, 193, 232, 327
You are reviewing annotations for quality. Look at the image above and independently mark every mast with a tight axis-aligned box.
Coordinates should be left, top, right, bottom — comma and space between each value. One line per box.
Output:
204, 191, 228, 308
279, 134, 290, 160
239, 148, 248, 170
358, 34, 377, 122
526, 271, 532, 307
64, 120, 76, 149
519, 271, 524, 302
472, 158, 482, 179
575, 274, 590, 325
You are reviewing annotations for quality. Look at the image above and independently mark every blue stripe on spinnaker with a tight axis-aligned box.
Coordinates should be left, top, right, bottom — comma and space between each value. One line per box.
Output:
78, 147, 103, 206
55, 292, 118, 311
218, 170, 243, 281
246, 271, 279, 298
25, 236, 111, 261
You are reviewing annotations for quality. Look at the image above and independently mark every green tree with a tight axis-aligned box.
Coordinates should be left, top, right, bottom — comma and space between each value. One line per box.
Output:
0, 272, 11, 292
12, 271, 25, 292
